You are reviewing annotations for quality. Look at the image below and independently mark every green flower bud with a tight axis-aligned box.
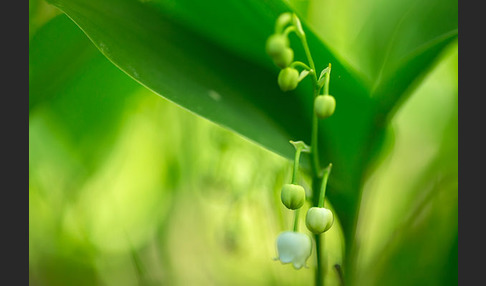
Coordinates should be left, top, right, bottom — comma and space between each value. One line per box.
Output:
305, 207, 334, 234
275, 231, 312, 269
273, 47, 294, 68
281, 183, 305, 210
314, 95, 336, 119
276, 12, 292, 32
266, 34, 289, 57
278, 67, 300, 92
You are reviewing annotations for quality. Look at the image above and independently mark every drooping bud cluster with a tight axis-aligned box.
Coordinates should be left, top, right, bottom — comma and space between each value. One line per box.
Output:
265, 13, 308, 92
266, 34, 293, 69
275, 12, 293, 33
266, 13, 294, 70
265, 34, 289, 58
267, 13, 338, 273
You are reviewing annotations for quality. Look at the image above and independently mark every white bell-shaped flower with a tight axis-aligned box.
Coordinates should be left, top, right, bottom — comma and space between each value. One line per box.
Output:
275, 231, 312, 269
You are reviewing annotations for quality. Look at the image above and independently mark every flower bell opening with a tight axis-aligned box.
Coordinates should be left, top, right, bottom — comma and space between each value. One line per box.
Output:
275, 231, 312, 269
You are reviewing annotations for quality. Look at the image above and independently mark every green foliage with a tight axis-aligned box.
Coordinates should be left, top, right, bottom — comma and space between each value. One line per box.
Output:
29, 0, 458, 285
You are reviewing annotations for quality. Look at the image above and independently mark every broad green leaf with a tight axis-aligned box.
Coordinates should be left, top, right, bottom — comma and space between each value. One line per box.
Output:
367, 0, 458, 82
41, 0, 456, 259
29, 0, 61, 39
43, 0, 377, 243
373, 32, 458, 118
360, 120, 458, 286
306, 0, 457, 118
29, 14, 143, 172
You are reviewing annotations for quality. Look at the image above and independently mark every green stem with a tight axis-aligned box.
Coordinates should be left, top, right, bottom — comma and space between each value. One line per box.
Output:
314, 233, 323, 286
311, 90, 323, 286
293, 208, 300, 232
292, 147, 302, 185
283, 26, 296, 38
298, 32, 321, 178
291, 146, 302, 233
310, 87, 321, 177
299, 32, 324, 286
299, 33, 317, 82
313, 164, 332, 286
318, 164, 333, 208
294, 20, 333, 286
290, 61, 312, 71
323, 63, 331, 95
294, 22, 321, 178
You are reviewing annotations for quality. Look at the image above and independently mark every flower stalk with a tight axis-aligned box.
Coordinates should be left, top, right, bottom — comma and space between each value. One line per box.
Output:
267, 13, 337, 286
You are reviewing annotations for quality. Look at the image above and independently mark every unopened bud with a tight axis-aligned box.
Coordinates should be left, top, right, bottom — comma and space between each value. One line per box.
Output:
314, 95, 336, 119
305, 207, 334, 234
278, 67, 300, 92
281, 183, 305, 210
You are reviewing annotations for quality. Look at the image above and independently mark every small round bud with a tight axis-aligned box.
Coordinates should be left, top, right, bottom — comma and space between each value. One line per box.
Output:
305, 207, 334, 234
278, 67, 300, 92
266, 34, 289, 57
273, 47, 294, 68
275, 231, 312, 269
314, 95, 336, 119
281, 183, 305, 210
276, 13, 293, 32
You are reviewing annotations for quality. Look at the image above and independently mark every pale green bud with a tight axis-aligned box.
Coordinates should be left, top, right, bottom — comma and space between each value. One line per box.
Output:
278, 67, 300, 92
273, 47, 294, 68
305, 207, 334, 234
314, 95, 336, 119
281, 183, 305, 210
275, 231, 312, 269
276, 12, 292, 32
266, 34, 289, 57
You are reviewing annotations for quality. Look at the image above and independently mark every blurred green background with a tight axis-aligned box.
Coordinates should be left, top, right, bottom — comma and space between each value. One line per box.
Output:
29, 0, 457, 285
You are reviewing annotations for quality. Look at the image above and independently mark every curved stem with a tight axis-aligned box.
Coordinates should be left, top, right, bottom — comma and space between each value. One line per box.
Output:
283, 26, 296, 38
290, 61, 312, 71
299, 34, 317, 82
